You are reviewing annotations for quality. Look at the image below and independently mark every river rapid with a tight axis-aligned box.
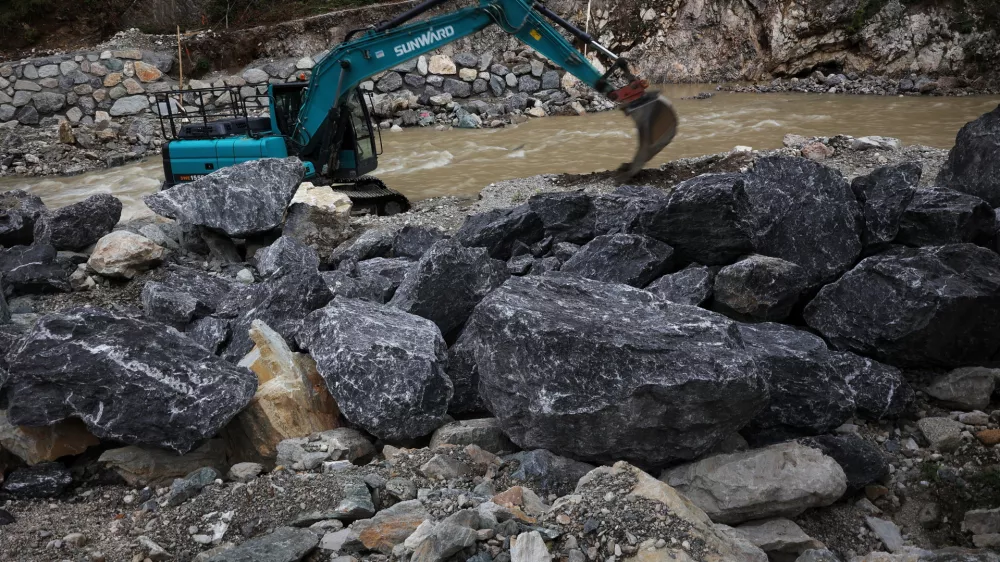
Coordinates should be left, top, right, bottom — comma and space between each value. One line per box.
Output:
2, 85, 999, 219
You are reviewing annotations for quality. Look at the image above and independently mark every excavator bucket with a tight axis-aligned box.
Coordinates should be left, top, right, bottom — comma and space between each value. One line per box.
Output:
620, 91, 678, 180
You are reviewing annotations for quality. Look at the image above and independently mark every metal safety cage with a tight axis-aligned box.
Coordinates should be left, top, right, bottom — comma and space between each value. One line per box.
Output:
153, 84, 271, 141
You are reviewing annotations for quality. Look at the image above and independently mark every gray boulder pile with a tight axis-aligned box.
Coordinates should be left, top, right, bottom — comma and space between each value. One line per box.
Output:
1, 107, 1000, 562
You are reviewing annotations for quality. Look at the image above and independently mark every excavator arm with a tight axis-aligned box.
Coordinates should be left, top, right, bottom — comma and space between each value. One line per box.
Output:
294, 0, 677, 178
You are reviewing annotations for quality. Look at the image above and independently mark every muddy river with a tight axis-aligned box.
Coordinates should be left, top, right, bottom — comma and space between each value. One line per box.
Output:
3, 85, 999, 219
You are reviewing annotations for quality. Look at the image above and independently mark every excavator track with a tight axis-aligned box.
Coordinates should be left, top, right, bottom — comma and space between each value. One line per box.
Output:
330, 176, 411, 216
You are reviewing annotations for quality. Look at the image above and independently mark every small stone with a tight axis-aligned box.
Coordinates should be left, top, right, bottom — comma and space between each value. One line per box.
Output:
228, 462, 264, 483
63, 533, 87, 547
917, 417, 964, 452
864, 517, 904, 553
976, 429, 1000, 446
419, 455, 472, 479
511, 531, 552, 562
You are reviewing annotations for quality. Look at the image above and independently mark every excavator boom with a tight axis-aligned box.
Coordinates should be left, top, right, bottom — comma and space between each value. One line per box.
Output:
297, 0, 677, 176
158, 0, 677, 213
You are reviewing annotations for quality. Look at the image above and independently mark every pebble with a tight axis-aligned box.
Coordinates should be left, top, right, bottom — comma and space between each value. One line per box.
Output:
63, 533, 87, 547
977, 429, 1000, 446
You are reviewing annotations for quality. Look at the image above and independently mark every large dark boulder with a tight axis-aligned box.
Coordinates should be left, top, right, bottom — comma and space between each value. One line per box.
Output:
215, 269, 333, 362
528, 191, 595, 245
0, 190, 46, 247
737, 323, 858, 443
33, 193, 122, 251
936, 105, 1000, 206
329, 228, 395, 266
453, 205, 543, 260
3, 308, 257, 453
141, 266, 233, 328
895, 187, 995, 247
389, 239, 508, 336
831, 352, 912, 420
636, 173, 752, 265
252, 235, 320, 277
713, 255, 808, 322
465, 274, 770, 467
353, 257, 413, 303
298, 298, 451, 441
591, 185, 670, 237
804, 244, 1000, 368
644, 265, 714, 306
851, 162, 920, 247
801, 434, 889, 491
391, 225, 448, 260
323, 257, 413, 304
143, 158, 304, 238
0, 244, 73, 294
734, 157, 862, 286
446, 326, 486, 415
187, 317, 230, 355
560, 233, 674, 288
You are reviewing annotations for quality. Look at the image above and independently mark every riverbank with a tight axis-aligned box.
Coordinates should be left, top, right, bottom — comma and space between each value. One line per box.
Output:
3, 117, 1000, 562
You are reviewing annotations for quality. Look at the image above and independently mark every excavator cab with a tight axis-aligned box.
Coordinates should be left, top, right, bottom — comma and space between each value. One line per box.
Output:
329, 88, 380, 180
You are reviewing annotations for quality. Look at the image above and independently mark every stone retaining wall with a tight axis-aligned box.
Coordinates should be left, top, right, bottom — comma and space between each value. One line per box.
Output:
0, 40, 603, 177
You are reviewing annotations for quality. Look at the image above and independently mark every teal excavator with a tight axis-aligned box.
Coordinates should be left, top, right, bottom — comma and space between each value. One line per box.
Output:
156, 0, 678, 215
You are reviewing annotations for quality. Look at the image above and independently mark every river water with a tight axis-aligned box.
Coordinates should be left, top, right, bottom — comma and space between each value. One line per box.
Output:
3, 85, 999, 219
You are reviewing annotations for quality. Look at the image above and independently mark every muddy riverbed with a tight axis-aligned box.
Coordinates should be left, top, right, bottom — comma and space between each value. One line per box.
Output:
2, 85, 998, 219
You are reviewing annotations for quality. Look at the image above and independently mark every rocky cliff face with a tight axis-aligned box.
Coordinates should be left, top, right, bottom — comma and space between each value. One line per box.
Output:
560, 0, 999, 83
177, 0, 998, 86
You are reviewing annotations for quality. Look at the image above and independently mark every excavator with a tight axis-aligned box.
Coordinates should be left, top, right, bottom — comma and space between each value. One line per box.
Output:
156, 0, 678, 215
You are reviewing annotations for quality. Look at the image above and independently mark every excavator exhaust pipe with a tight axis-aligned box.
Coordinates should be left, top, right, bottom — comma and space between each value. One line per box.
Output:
620, 91, 678, 180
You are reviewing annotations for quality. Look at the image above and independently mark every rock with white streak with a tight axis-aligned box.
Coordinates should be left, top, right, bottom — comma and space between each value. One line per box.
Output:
895, 187, 995, 247
298, 298, 451, 441
144, 158, 304, 238
559, 233, 675, 288
644, 264, 714, 306
850, 162, 920, 246
141, 265, 232, 328
0, 190, 47, 246
3, 308, 257, 454
804, 244, 1000, 368
389, 239, 508, 336
253, 235, 320, 277
734, 156, 862, 286
714, 255, 808, 321
937, 104, 1000, 207
215, 269, 332, 362
465, 274, 769, 466
32, 193, 122, 251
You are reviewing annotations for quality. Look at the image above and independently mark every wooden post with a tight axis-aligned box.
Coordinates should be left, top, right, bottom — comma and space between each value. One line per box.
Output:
584, 0, 592, 57
177, 25, 184, 91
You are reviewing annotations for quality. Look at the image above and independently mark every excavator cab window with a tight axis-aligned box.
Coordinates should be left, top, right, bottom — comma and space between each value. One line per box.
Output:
271, 83, 308, 137
340, 88, 379, 176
